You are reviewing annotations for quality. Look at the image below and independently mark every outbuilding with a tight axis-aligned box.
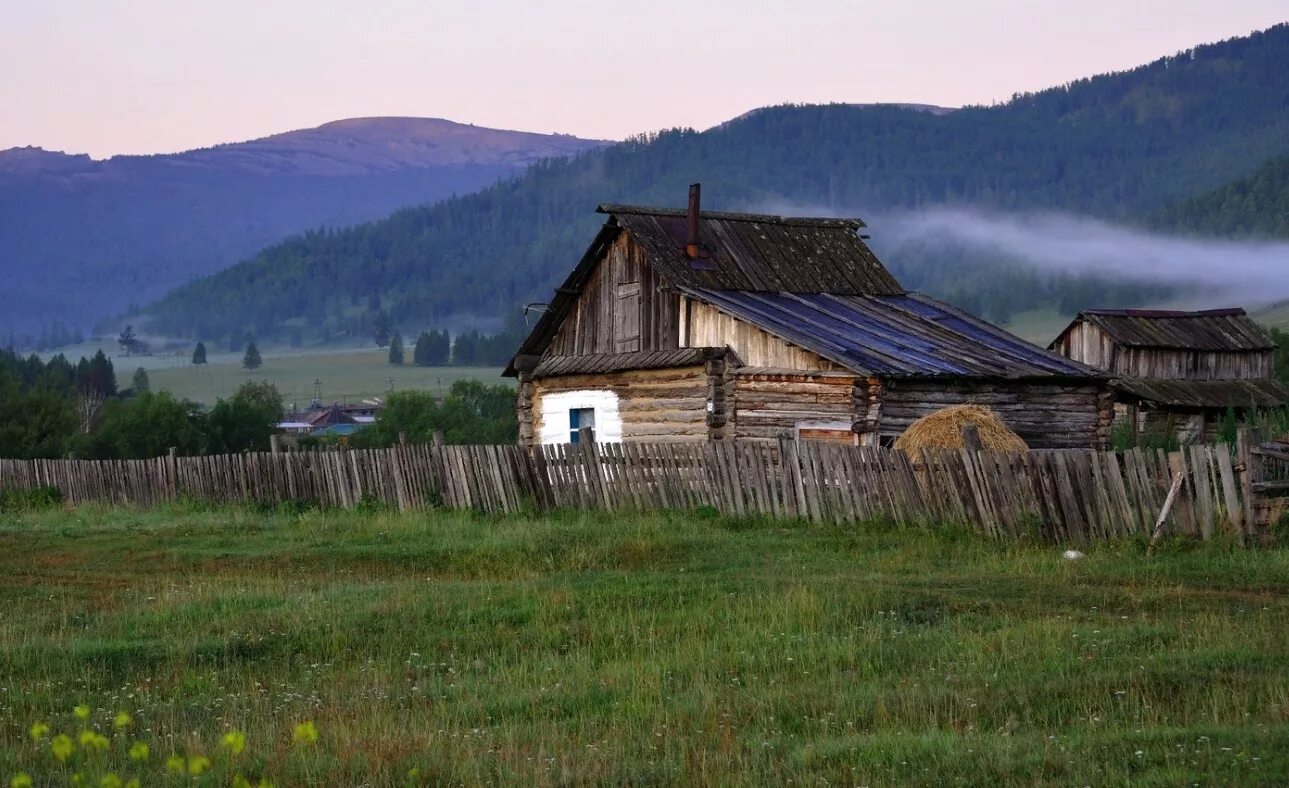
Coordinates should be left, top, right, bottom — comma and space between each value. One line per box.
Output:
1049, 307, 1289, 440
507, 186, 1112, 448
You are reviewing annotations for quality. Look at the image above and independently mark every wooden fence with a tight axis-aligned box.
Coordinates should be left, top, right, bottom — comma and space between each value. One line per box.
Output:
1, 437, 1278, 544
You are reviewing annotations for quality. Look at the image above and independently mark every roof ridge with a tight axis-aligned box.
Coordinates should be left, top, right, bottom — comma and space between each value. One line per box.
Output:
1081, 307, 1248, 318
597, 203, 865, 229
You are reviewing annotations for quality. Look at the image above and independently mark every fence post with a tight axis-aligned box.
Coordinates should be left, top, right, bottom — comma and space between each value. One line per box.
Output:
270, 435, 281, 455
167, 446, 178, 502
1238, 427, 1269, 544
778, 433, 807, 518
432, 431, 445, 447
578, 426, 610, 510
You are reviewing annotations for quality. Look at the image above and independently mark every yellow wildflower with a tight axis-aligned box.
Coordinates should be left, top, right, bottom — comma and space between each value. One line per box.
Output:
51, 733, 74, 762
292, 720, 318, 745
129, 741, 150, 761
187, 756, 212, 776
125, 781, 141, 788
165, 754, 186, 774
112, 711, 132, 731
99, 775, 122, 788
28, 722, 50, 742
11, 773, 34, 788
73, 704, 91, 720
70, 775, 83, 787
79, 730, 110, 753
222, 730, 247, 755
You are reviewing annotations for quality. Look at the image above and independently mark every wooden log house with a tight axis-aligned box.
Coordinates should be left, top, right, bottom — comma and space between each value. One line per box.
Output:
1049, 308, 1289, 440
506, 185, 1113, 448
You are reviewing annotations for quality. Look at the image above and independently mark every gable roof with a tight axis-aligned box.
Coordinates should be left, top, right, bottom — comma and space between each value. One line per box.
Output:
1053, 308, 1274, 352
601, 205, 903, 295
507, 204, 906, 374
687, 289, 1100, 379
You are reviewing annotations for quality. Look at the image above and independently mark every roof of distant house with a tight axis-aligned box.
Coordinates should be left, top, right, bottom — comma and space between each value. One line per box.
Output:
1053, 308, 1274, 352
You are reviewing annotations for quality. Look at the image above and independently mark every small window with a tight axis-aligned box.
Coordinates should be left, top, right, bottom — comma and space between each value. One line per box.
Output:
569, 407, 596, 443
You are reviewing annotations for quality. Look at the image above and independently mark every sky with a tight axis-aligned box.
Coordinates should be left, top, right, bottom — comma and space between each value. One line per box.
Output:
1, 0, 1286, 158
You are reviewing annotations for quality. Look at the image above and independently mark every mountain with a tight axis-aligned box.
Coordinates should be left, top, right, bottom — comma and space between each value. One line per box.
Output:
1152, 154, 1289, 238
0, 118, 606, 336
141, 24, 1289, 343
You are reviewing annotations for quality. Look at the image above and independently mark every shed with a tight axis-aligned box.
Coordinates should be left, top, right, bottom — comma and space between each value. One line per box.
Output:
1049, 308, 1289, 438
508, 186, 1113, 448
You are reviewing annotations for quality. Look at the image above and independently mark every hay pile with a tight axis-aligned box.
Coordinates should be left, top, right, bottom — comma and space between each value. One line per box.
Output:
893, 404, 1028, 455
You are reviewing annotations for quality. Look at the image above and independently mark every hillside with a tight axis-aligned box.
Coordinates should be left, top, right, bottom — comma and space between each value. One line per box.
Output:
0, 118, 606, 336
140, 24, 1289, 343
1152, 154, 1289, 238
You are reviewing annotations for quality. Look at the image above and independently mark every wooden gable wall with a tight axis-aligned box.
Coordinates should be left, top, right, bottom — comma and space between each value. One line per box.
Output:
545, 232, 680, 357
681, 299, 838, 371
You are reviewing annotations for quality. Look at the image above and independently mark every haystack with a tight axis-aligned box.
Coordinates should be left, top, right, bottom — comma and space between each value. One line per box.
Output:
893, 404, 1028, 455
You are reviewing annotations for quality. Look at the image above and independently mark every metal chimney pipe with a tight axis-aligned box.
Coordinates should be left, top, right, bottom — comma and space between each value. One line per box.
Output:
685, 183, 701, 259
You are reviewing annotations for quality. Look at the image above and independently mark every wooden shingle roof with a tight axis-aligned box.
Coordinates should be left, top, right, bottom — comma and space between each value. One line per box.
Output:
600, 205, 903, 295
1060, 308, 1274, 352
1112, 377, 1289, 409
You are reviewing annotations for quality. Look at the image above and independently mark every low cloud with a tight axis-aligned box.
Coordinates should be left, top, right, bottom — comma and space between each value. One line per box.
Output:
873, 208, 1289, 308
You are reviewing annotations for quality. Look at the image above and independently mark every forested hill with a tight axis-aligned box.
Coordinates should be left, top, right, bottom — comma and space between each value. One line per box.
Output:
1152, 155, 1289, 238
0, 118, 605, 337
141, 24, 1289, 342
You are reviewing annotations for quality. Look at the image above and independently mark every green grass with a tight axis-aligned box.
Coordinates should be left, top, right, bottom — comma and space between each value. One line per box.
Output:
2, 506, 1288, 785
142, 349, 505, 407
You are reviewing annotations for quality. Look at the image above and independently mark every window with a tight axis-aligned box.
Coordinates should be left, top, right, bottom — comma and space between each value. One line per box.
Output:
569, 407, 596, 443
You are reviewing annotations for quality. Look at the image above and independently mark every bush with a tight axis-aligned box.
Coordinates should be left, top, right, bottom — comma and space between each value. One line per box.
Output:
0, 485, 62, 511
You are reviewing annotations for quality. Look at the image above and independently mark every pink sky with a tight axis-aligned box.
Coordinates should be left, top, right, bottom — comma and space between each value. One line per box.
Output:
2, 0, 1286, 158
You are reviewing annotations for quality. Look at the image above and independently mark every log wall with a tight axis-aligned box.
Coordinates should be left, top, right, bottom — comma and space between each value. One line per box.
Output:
530, 366, 711, 443
880, 379, 1112, 450
731, 370, 860, 443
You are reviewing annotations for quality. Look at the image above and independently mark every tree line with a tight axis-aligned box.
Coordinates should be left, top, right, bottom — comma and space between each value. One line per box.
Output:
0, 348, 283, 460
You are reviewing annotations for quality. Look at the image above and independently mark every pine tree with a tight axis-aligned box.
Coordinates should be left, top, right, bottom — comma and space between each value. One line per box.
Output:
242, 341, 262, 370
413, 332, 431, 366
192, 341, 208, 365
388, 332, 405, 365
118, 325, 139, 356
132, 366, 151, 393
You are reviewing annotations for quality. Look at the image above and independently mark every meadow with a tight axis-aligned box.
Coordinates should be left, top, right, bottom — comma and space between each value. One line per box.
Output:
142, 350, 505, 408
1, 504, 1288, 785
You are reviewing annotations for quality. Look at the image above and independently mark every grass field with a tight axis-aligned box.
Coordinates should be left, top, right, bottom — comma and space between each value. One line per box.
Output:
40, 342, 507, 407
2, 506, 1288, 785
142, 350, 505, 407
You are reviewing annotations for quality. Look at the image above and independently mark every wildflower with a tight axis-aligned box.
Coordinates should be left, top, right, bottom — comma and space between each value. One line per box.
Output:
112, 711, 133, 731
70, 776, 83, 787
74, 705, 91, 720
165, 755, 186, 774
187, 756, 212, 776
11, 774, 33, 788
99, 775, 122, 788
79, 730, 110, 753
28, 722, 50, 742
51, 733, 74, 762
292, 720, 318, 745
129, 741, 150, 761
222, 730, 247, 755
125, 781, 141, 788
